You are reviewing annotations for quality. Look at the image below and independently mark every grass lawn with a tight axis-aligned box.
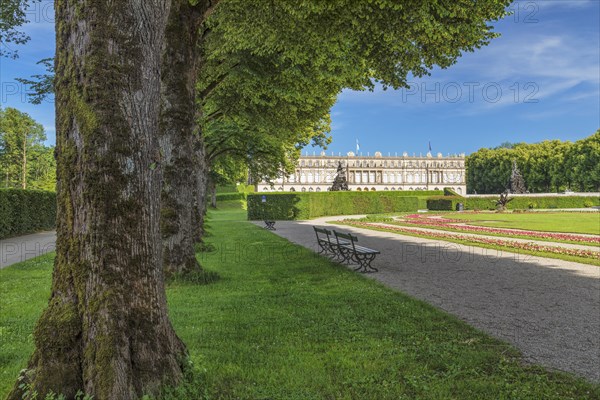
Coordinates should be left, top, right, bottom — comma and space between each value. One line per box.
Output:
445, 212, 600, 235
1, 201, 599, 399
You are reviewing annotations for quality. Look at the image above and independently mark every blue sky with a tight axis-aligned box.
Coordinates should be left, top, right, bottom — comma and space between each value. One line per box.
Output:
1, 0, 598, 156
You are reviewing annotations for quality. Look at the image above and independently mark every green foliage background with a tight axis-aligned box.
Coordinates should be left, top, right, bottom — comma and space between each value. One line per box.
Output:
0, 107, 56, 191
0, 189, 56, 239
466, 131, 600, 194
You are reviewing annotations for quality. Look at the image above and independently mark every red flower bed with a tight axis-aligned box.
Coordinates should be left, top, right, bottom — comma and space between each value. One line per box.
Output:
398, 215, 599, 245
341, 221, 600, 260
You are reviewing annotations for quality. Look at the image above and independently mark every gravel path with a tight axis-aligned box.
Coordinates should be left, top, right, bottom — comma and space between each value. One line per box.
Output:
0, 231, 56, 269
254, 217, 600, 382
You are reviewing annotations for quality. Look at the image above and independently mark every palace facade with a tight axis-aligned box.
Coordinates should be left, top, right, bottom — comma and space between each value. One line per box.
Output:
256, 151, 467, 194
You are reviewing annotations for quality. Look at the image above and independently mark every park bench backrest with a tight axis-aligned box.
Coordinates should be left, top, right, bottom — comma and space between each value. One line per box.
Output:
334, 230, 358, 251
314, 226, 333, 241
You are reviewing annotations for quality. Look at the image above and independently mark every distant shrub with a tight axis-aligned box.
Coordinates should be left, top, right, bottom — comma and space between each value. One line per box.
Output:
0, 189, 56, 239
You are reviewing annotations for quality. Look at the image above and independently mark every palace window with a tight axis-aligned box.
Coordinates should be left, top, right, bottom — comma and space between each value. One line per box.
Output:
362, 172, 368, 183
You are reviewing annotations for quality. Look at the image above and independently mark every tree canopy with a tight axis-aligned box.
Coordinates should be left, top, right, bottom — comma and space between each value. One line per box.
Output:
0, 107, 54, 190
201, 0, 511, 182
0, 0, 40, 58
466, 131, 600, 194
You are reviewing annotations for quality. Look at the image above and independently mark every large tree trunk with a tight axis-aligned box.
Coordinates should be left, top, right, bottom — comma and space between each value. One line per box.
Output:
192, 136, 209, 243
159, 0, 208, 277
209, 175, 217, 208
7, 1, 187, 399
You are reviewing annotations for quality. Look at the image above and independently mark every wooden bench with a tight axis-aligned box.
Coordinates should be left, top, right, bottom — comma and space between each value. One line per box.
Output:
333, 230, 380, 273
313, 226, 350, 260
264, 220, 276, 230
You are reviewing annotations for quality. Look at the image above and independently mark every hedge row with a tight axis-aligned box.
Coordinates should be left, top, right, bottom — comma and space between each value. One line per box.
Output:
215, 192, 246, 201
247, 191, 424, 220
465, 196, 600, 210
0, 189, 56, 239
426, 196, 463, 211
426, 194, 599, 211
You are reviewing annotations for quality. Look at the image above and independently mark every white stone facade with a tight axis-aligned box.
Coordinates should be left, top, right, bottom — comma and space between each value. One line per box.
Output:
257, 151, 467, 194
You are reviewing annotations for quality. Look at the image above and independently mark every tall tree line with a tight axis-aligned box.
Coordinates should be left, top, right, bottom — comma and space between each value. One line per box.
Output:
0, 107, 56, 191
466, 130, 600, 194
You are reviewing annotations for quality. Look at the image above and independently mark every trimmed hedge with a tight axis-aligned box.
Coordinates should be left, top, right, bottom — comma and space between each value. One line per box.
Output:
0, 189, 56, 239
215, 192, 246, 201
465, 196, 600, 211
443, 187, 461, 196
247, 191, 426, 220
426, 196, 463, 211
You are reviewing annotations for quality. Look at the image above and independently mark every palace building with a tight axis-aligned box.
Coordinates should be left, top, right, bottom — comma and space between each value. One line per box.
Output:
256, 151, 467, 194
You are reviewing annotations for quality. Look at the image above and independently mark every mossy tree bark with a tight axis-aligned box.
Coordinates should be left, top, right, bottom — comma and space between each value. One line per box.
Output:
159, 0, 217, 272
7, 1, 187, 399
159, 0, 212, 277
192, 136, 209, 243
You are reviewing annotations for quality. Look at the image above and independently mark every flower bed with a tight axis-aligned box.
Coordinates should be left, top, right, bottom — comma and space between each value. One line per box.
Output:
339, 221, 600, 260
397, 214, 600, 245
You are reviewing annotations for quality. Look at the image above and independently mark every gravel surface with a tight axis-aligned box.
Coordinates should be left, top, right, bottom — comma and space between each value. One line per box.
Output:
255, 217, 600, 382
0, 231, 56, 269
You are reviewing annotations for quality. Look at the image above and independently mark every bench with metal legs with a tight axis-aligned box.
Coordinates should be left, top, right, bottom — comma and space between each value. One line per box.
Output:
333, 230, 380, 273
313, 226, 350, 261
264, 220, 276, 230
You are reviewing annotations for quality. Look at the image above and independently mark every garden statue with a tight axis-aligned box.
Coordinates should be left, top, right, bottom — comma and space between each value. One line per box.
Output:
508, 160, 527, 194
330, 161, 349, 191
495, 191, 513, 211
